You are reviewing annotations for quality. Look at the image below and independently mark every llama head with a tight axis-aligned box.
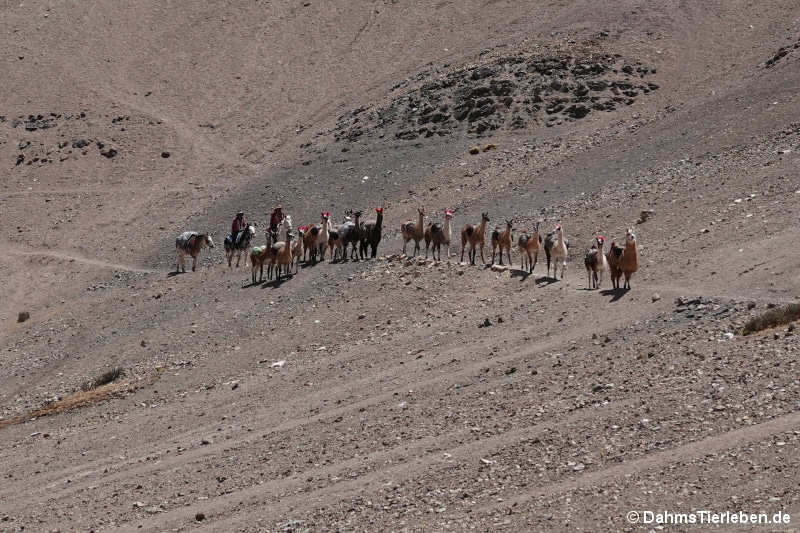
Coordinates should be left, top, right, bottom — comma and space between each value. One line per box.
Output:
444, 209, 454, 219
418, 207, 425, 216
626, 229, 636, 244
375, 207, 384, 214
247, 225, 257, 237
298, 225, 307, 235
595, 235, 605, 248
482, 212, 490, 222
321, 211, 330, 220
554, 224, 563, 236
354, 210, 362, 219
204, 234, 215, 248
506, 219, 513, 229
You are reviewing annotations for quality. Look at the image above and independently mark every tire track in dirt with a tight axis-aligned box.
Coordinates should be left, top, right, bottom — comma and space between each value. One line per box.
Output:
128, 410, 800, 532
0, 278, 738, 512
3, 244, 156, 274
0, 306, 650, 511
471, 410, 800, 515
117, 399, 638, 532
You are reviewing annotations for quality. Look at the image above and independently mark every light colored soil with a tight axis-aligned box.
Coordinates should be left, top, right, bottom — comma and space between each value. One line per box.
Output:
1, 1, 799, 531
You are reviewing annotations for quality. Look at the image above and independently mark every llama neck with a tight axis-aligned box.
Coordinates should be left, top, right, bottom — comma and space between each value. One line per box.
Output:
417, 212, 424, 233
376, 212, 383, 230
557, 231, 565, 247
478, 219, 487, 235
443, 217, 452, 239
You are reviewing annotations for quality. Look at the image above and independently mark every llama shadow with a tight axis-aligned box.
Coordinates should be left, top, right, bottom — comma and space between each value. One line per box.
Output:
536, 276, 561, 286
600, 288, 629, 302
261, 275, 293, 289
167, 271, 186, 278
510, 268, 532, 281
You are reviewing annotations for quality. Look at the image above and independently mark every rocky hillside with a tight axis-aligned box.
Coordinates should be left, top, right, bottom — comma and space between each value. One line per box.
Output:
326, 47, 658, 144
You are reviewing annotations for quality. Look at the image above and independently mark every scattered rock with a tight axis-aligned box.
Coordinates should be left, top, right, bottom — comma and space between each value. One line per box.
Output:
195, 512, 206, 522
161, 151, 170, 158
469, 146, 480, 154
637, 209, 655, 224
17, 311, 30, 323
271, 360, 286, 368
651, 293, 661, 302
100, 146, 118, 158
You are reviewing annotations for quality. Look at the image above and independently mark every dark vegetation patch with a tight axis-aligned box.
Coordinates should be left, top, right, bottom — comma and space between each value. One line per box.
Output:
81, 367, 124, 391
741, 303, 800, 335
763, 37, 800, 68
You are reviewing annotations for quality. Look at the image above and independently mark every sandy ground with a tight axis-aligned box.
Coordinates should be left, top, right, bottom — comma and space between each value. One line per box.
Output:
1, 1, 799, 531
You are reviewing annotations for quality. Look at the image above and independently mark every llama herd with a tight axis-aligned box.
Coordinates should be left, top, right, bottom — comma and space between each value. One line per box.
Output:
174, 207, 640, 290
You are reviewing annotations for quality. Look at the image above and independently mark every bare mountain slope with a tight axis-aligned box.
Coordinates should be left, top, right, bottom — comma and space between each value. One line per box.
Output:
1, 1, 799, 531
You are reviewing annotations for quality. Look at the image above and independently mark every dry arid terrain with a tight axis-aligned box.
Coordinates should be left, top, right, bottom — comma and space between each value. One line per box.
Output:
2, 1, 800, 531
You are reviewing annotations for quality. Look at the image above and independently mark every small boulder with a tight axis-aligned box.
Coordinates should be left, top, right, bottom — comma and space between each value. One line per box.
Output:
17, 311, 30, 323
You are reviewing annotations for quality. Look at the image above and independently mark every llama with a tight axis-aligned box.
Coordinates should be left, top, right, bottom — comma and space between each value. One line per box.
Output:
293, 226, 306, 271
424, 209, 453, 261
224, 223, 256, 268
270, 230, 295, 279
401, 207, 425, 257
328, 211, 348, 261
583, 235, 609, 289
314, 212, 331, 262
517, 222, 542, 274
460, 212, 490, 265
606, 240, 623, 289
491, 219, 513, 266
250, 231, 275, 284
544, 224, 569, 279
338, 210, 363, 260
359, 207, 384, 259
175, 231, 214, 273
619, 229, 639, 289
303, 224, 319, 262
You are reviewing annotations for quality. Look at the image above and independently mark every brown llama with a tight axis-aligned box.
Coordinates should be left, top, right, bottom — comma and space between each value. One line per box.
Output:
460, 212, 490, 265
491, 219, 513, 266
400, 207, 425, 257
